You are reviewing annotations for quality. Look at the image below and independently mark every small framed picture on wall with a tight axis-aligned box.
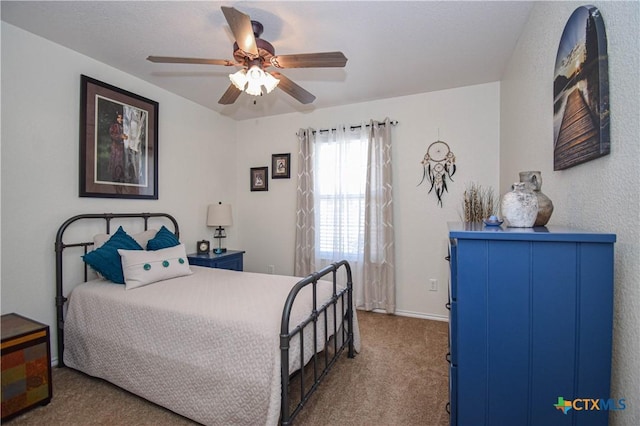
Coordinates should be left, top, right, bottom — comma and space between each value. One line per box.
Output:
271, 153, 291, 179
250, 167, 268, 191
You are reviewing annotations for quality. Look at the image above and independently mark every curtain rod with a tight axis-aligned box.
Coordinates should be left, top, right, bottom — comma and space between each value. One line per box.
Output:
301, 120, 398, 136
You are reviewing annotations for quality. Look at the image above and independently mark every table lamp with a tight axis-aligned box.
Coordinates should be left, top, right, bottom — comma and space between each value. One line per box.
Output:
207, 202, 233, 254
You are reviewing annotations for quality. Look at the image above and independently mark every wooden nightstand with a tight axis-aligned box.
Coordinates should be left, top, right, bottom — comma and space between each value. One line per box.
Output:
187, 250, 245, 271
1, 313, 52, 421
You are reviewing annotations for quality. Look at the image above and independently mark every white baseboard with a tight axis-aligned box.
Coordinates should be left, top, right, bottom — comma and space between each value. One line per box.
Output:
366, 308, 449, 322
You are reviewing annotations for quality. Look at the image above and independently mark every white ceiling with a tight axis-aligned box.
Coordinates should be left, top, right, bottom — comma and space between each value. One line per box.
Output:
1, 1, 534, 121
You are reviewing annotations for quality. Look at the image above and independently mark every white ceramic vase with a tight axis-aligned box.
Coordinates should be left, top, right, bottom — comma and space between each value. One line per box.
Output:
501, 182, 539, 227
519, 171, 554, 226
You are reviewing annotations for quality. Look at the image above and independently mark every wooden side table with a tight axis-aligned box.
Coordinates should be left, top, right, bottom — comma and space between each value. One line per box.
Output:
1, 313, 52, 421
187, 250, 245, 271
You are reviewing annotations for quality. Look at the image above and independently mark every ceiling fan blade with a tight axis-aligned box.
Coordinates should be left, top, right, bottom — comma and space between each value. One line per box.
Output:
270, 72, 316, 104
221, 6, 258, 57
270, 52, 348, 69
147, 56, 238, 66
218, 84, 242, 105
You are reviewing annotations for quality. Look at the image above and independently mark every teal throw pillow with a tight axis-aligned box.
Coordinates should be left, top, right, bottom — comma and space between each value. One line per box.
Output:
82, 226, 143, 284
146, 225, 180, 250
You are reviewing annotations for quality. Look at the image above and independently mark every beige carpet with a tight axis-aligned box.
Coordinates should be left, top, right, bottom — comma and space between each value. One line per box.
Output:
5, 311, 449, 426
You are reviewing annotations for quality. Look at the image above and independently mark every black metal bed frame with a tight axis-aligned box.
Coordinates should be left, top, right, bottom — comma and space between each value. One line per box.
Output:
54, 212, 355, 425
280, 259, 355, 425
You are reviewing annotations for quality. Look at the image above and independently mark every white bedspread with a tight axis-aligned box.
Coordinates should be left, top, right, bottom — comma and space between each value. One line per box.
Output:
64, 266, 360, 426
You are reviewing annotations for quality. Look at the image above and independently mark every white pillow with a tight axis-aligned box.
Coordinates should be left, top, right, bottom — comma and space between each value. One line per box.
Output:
94, 229, 158, 250
118, 244, 192, 290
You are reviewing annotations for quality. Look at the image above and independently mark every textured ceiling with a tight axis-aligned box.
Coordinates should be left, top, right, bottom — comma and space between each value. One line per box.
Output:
1, 1, 534, 120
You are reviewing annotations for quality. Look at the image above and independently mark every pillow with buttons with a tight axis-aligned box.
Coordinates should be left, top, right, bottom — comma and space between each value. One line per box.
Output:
118, 243, 192, 290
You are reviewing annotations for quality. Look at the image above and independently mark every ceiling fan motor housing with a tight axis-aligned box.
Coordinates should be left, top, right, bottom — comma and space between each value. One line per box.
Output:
251, 20, 264, 38
232, 21, 275, 68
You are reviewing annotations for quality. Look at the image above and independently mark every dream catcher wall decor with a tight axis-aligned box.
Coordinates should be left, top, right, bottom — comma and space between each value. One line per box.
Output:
418, 140, 456, 207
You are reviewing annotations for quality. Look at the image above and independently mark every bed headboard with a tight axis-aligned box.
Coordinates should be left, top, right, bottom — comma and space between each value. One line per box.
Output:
54, 212, 179, 365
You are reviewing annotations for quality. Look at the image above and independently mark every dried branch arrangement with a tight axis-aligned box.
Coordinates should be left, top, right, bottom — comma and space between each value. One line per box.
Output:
461, 183, 498, 222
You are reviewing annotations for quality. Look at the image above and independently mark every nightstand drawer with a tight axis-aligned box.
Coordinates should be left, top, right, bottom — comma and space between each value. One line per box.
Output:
1, 313, 52, 421
187, 250, 245, 271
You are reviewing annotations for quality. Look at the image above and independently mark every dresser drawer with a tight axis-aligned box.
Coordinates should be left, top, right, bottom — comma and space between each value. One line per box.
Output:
448, 300, 458, 366
188, 250, 245, 271
211, 256, 243, 271
449, 364, 458, 426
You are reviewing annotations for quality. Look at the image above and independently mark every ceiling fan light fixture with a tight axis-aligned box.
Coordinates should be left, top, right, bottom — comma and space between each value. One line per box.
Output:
229, 69, 248, 90
245, 79, 264, 96
263, 72, 280, 93
236, 65, 279, 96
247, 65, 265, 81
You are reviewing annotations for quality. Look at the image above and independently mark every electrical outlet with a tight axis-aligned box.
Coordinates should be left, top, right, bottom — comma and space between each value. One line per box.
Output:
429, 278, 438, 291
268, 265, 275, 274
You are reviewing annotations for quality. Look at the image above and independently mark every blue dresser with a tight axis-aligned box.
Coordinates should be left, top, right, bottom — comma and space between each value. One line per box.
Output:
447, 223, 616, 426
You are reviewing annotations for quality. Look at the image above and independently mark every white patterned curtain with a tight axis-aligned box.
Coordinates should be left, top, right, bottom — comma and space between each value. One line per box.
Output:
294, 128, 316, 277
363, 118, 395, 313
294, 120, 395, 313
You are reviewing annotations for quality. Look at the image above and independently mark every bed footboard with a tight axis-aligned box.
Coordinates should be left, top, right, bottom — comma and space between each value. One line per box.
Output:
280, 260, 355, 425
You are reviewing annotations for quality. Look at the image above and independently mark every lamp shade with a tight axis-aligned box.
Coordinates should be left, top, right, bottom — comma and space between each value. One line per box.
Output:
229, 69, 248, 91
207, 203, 233, 227
230, 65, 280, 97
262, 72, 280, 93
245, 79, 263, 96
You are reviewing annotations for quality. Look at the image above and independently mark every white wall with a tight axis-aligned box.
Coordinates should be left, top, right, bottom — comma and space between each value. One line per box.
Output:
500, 2, 639, 424
235, 83, 500, 319
0, 23, 237, 359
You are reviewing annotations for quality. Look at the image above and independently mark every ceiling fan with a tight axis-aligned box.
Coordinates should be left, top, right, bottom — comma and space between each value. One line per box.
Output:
147, 6, 347, 105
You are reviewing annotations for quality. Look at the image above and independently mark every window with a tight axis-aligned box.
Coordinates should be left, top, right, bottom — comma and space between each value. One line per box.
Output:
295, 120, 395, 312
314, 130, 368, 260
